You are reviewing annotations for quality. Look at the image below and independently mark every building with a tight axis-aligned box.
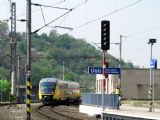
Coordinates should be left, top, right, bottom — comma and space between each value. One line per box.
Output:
96, 69, 160, 99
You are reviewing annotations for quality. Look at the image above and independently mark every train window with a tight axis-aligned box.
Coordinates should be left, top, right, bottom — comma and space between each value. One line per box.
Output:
40, 82, 56, 93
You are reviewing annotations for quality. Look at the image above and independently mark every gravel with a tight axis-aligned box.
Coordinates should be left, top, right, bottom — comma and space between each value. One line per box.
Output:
0, 103, 100, 120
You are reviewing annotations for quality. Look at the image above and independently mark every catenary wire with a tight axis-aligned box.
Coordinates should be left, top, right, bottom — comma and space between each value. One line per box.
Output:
126, 26, 160, 38
32, 9, 72, 33
71, 0, 141, 32
32, 0, 87, 33
31, 3, 71, 11
58, 12, 69, 26
58, 0, 88, 26
40, 6, 47, 25
16, 0, 66, 18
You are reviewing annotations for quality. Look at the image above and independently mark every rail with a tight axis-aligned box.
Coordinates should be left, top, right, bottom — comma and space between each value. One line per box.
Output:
37, 105, 85, 120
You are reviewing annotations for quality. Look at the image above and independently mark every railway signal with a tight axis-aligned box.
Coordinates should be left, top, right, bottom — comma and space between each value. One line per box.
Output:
101, 20, 110, 50
101, 20, 110, 118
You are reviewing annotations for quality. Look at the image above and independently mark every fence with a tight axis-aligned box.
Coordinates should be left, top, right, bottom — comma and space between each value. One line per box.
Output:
81, 93, 119, 109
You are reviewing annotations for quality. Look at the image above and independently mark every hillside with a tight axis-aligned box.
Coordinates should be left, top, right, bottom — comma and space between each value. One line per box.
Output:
0, 20, 134, 89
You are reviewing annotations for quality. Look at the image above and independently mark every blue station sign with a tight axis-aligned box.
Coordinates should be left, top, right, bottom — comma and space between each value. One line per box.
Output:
88, 66, 120, 74
150, 58, 157, 69
88, 67, 102, 74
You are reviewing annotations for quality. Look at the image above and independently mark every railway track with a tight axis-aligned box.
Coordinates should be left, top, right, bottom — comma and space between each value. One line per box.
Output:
50, 105, 84, 120
37, 105, 59, 120
37, 104, 97, 120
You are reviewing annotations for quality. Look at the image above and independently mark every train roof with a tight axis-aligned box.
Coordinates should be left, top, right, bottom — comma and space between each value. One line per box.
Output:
58, 80, 79, 86
58, 80, 79, 84
40, 78, 57, 83
40, 78, 80, 87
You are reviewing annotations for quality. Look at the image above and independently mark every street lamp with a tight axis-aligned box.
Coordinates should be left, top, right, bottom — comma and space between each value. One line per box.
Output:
119, 35, 127, 89
148, 38, 157, 112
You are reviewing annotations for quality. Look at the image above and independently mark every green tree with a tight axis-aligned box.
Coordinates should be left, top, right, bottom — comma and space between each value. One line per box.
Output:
0, 80, 10, 101
40, 33, 48, 41
48, 30, 59, 43
0, 67, 9, 80
31, 59, 55, 86
65, 71, 77, 81
0, 21, 8, 39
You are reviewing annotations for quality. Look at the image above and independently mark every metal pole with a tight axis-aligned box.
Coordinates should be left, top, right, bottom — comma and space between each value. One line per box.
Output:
17, 55, 20, 102
119, 35, 122, 90
149, 43, 153, 112
153, 69, 154, 112
63, 61, 64, 80
10, 2, 17, 99
26, 0, 31, 119
102, 50, 106, 116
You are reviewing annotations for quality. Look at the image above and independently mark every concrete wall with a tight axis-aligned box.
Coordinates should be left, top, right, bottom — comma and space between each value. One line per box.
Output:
121, 69, 160, 99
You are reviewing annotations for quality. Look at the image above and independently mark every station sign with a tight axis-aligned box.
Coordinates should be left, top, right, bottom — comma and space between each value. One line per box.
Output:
88, 66, 120, 74
150, 58, 156, 69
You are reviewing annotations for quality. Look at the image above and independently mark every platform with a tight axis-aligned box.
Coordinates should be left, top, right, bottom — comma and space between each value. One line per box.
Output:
79, 105, 160, 120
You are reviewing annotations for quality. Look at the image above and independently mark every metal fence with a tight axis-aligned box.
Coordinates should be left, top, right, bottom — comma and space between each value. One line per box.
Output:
81, 93, 119, 109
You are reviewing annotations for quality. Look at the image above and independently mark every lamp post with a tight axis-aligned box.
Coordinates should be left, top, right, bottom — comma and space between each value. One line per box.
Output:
119, 35, 126, 90
148, 39, 156, 112
111, 34, 126, 95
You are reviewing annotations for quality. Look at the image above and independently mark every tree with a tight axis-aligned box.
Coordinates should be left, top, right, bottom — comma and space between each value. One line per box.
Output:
64, 71, 77, 81
48, 30, 59, 43
0, 79, 10, 101
0, 67, 9, 80
0, 21, 8, 39
31, 59, 55, 86
40, 33, 48, 41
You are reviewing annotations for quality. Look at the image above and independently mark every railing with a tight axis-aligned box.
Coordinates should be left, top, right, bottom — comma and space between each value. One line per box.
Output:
81, 93, 119, 109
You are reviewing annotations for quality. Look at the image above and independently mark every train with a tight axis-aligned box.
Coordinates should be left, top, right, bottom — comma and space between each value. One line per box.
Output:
38, 78, 80, 105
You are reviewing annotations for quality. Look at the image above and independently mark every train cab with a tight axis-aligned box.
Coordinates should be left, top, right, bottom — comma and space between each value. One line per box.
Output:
39, 78, 57, 104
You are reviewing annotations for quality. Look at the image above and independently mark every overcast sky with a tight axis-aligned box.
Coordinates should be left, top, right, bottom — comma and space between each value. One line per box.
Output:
0, 0, 160, 68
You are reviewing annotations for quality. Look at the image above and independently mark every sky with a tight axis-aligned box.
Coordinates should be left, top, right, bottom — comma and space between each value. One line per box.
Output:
0, 0, 160, 68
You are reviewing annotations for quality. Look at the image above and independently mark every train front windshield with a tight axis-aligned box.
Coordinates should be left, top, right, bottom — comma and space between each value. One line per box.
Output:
40, 82, 56, 94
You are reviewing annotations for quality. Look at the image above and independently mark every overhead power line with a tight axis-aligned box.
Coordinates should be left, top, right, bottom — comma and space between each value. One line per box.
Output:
72, 0, 141, 31
31, 3, 71, 10
47, 25, 73, 30
32, 0, 87, 33
38, 4, 73, 30
16, 0, 66, 18
126, 26, 160, 38
58, 13, 69, 26
40, 6, 47, 25
32, 9, 72, 34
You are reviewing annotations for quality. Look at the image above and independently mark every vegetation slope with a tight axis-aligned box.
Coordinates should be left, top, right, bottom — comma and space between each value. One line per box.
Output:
0, 20, 134, 89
